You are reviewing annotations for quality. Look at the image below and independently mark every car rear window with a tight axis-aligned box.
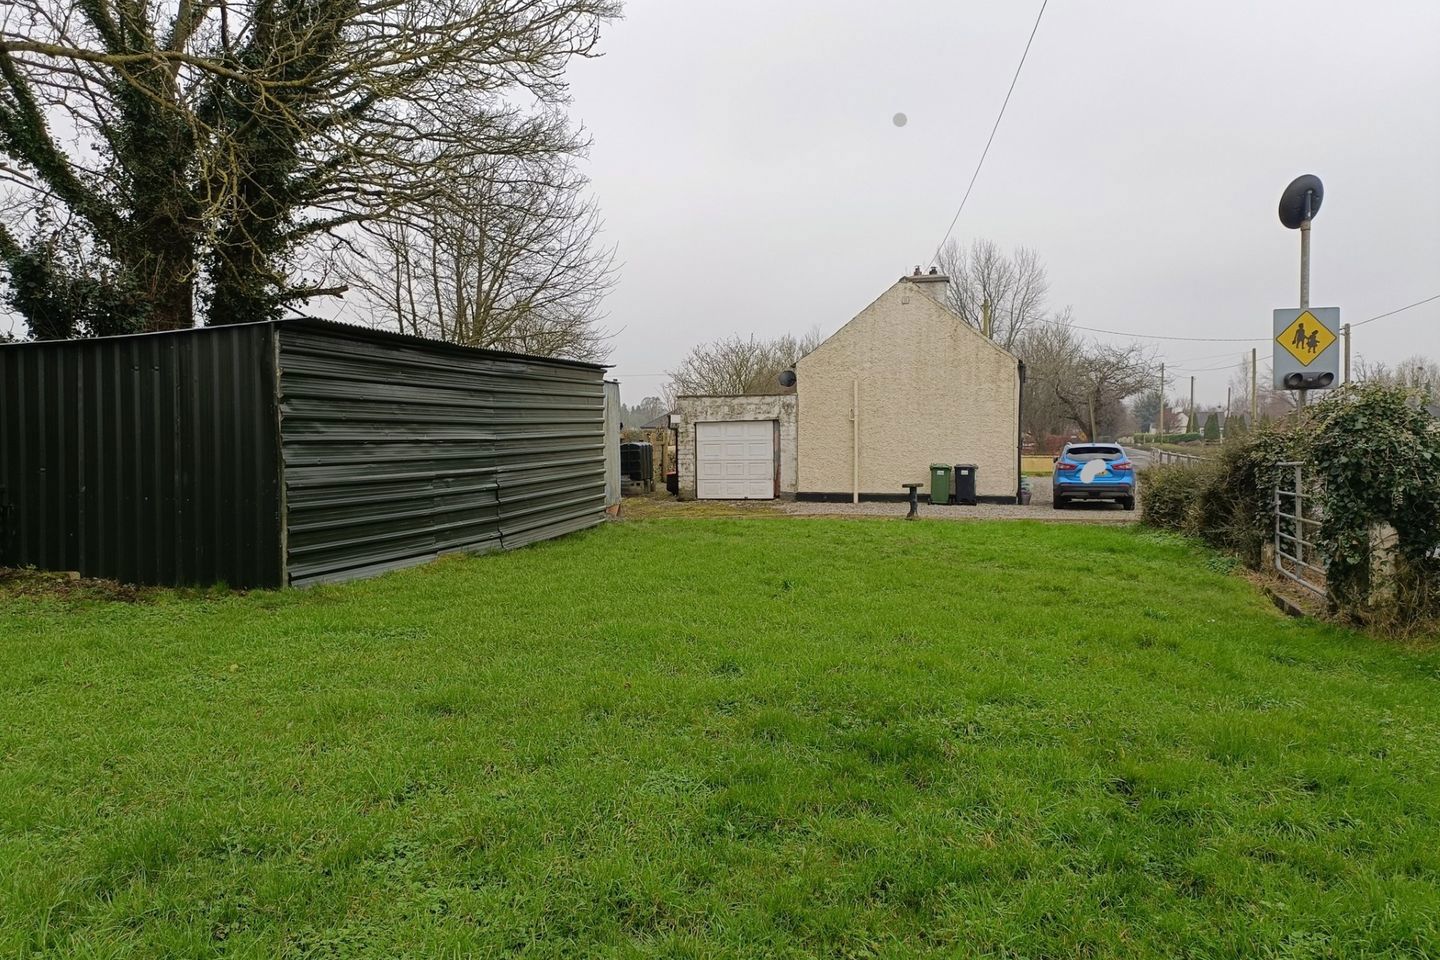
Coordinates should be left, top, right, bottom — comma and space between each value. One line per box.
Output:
1065, 446, 1123, 461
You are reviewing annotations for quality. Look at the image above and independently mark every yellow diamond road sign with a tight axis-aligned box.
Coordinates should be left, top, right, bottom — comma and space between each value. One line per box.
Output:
1275, 310, 1336, 366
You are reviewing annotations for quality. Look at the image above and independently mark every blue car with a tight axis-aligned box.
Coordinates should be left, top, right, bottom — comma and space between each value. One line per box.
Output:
1052, 442, 1136, 510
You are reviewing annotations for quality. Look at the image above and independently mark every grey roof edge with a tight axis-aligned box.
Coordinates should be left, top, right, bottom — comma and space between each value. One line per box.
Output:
0, 315, 610, 372
675, 392, 795, 399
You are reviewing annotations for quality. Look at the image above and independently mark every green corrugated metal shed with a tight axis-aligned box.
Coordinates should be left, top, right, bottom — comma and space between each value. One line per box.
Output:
0, 319, 607, 588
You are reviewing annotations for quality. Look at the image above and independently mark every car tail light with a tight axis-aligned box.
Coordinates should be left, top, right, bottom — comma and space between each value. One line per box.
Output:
1056, 460, 1078, 472
1112, 461, 1133, 471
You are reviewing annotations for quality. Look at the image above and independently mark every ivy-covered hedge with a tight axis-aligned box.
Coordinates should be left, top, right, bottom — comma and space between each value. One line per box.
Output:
1305, 384, 1440, 620
1139, 383, 1440, 627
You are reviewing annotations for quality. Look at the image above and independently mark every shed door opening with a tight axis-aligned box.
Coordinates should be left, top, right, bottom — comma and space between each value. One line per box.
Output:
696, 420, 775, 500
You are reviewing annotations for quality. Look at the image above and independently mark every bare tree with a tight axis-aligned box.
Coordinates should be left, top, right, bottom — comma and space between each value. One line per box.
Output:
1357, 354, 1439, 399
1053, 341, 1153, 440
1013, 315, 1079, 444
620, 396, 666, 426
1228, 354, 1298, 422
1016, 313, 1153, 441
0, 0, 620, 337
343, 146, 616, 361
935, 238, 1049, 351
666, 328, 824, 398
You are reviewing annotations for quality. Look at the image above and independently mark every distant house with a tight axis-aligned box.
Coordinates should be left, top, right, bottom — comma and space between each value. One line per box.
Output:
673, 269, 1022, 502
639, 411, 674, 430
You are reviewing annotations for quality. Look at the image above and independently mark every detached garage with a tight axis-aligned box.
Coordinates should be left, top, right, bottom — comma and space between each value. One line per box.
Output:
696, 420, 777, 499
673, 394, 797, 500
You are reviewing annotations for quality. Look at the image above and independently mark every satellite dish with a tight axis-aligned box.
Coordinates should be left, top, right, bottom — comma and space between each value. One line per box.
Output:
778, 369, 797, 388
1278, 174, 1324, 229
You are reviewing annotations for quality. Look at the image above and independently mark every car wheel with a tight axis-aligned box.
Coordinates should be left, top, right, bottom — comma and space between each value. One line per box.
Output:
1052, 496, 1065, 510
1122, 496, 1135, 511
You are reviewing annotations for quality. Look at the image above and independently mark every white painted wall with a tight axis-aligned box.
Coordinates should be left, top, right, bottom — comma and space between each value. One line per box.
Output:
795, 277, 1020, 499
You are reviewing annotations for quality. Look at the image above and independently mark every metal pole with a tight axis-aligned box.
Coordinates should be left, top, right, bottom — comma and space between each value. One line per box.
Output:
1342, 322, 1351, 383
1189, 376, 1195, 433
1298, 209, 1311, 408
1225, 386, 1231, 436
1299, 219, 1311, 309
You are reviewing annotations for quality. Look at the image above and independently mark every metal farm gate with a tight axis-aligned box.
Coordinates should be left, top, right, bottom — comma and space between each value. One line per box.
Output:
1274, 460, 1326, 597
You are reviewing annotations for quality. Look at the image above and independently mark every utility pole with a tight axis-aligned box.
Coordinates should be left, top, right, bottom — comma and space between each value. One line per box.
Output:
1342, 322, 1351, 383
1189, 376, 1196, 433
1225, 386, 1232, 437
1157, 362, 1165, 437
981, 299, 993, 339
1250, 348, 1258, 424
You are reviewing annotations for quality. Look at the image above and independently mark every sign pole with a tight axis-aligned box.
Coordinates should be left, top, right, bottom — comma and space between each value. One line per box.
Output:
1297, 196, 1313, 409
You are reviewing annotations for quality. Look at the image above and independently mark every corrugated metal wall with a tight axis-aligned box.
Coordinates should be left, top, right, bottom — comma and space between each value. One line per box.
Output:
0, 327, 283, 587
603, 380, 621, 507
276, 322, 606, 586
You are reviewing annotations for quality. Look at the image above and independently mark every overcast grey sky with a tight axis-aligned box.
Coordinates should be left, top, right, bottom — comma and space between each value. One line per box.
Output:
566, 0, 1440, 405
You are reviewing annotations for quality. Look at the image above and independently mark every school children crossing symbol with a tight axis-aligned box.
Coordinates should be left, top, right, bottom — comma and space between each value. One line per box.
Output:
1275, 309, 1336, 366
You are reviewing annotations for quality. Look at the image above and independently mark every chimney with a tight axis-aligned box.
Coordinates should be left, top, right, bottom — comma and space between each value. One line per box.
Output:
901, 264, 949, 303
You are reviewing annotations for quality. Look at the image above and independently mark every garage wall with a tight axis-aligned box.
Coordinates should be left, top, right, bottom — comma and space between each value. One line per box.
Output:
673, 394, 797, 500
796, 278, 1020, 500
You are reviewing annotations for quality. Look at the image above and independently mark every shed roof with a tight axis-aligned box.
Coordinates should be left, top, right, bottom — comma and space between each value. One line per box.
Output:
0, 316, 609, 371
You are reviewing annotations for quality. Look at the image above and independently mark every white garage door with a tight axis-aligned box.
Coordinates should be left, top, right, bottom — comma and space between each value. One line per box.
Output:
696, 421, 775, 500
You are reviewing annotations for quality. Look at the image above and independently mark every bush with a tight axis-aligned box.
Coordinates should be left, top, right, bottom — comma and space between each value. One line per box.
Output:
1140, 426, 1296, 568
1203, 412, 1221, 441
1185, 427, 1294, 567
1139, 463, 1210, 531
1141, 432, 1204, 444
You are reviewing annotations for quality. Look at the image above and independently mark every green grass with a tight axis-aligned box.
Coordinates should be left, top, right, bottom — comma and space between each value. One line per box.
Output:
3, 519, 1440, 958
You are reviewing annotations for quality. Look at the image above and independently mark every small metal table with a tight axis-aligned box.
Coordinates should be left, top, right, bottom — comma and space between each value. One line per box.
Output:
901, 483, 922, 519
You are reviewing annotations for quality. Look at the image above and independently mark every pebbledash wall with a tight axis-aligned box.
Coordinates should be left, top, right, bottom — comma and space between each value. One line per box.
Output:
0, 319, 609, 588
796, 274, 1020, 501
673, 394, 798, 499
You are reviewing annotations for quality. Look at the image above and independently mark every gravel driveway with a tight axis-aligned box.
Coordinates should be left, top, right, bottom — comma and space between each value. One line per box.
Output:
775, 476, 1136, 523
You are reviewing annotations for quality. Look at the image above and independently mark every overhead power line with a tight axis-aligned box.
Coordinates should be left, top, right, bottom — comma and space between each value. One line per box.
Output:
1348, 292, 1440, 328
930, 0, 1049, 263
1035, 291, 1440, 344
1032, 315, 1266, 342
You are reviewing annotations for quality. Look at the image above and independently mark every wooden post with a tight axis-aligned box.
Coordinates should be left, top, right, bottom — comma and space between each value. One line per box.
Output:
1342, 322, 1351, 383
1251, 348, 1258, 423
1158, 362, 1165, 437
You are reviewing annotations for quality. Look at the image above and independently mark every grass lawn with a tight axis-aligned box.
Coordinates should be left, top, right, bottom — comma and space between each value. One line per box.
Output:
4, 519, 1440, 958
